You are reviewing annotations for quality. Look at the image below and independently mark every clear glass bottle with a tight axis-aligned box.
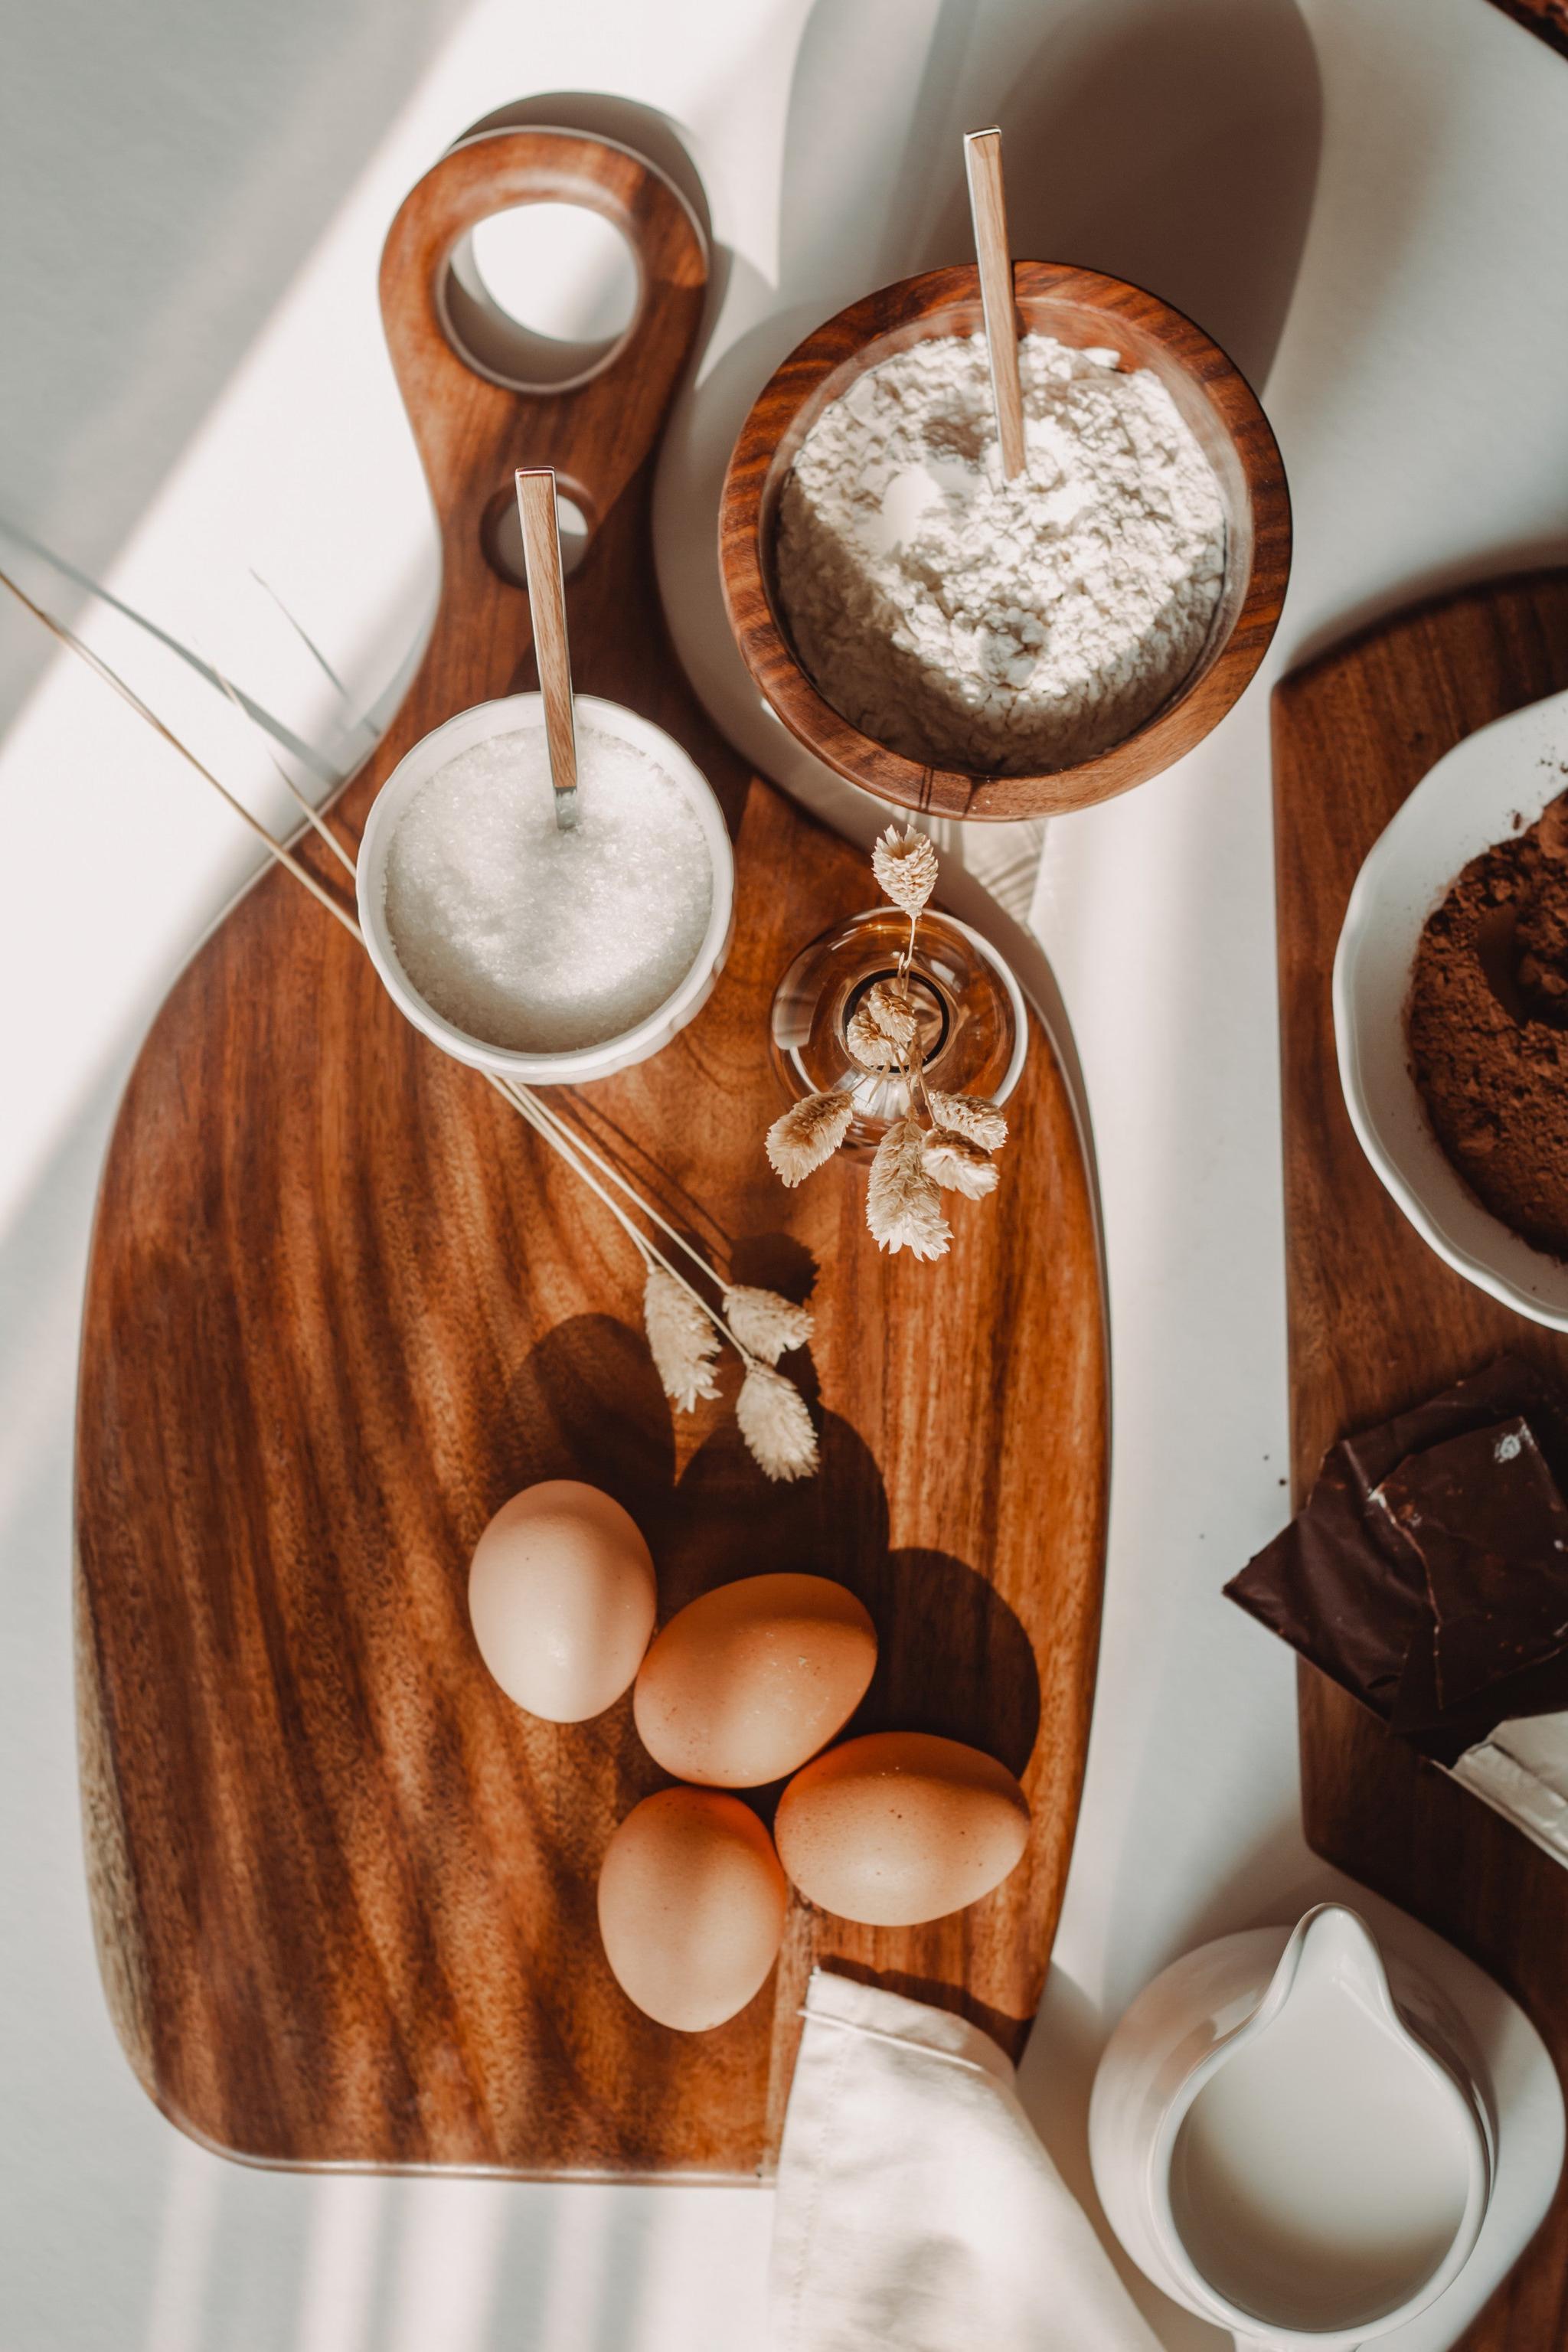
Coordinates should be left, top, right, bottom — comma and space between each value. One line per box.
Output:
769, 906, 1026, 1160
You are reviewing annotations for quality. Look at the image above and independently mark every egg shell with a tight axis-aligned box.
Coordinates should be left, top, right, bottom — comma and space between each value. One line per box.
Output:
596, 1785, 788, 2032
468, 1479, 656, 1723
774, 1730, 1031, 1926
633, 1573, 877, 1787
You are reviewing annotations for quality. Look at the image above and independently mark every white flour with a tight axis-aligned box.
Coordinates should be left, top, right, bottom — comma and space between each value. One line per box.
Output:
774, 332, 1227, 774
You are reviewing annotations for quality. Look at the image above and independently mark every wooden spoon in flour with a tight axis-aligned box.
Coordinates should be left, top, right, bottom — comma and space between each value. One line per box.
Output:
963, 126, 1027, 482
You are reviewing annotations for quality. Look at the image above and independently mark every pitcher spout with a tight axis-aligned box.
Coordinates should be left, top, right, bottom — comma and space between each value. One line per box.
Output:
1258, 1903, 1403, 2037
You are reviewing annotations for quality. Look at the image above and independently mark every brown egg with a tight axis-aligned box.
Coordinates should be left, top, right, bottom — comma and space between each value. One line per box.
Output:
633, 1573, 877, 1787
597, 1786, 788, 2031
468, 1479, 655, 1723
775, 1731, 1031, 1926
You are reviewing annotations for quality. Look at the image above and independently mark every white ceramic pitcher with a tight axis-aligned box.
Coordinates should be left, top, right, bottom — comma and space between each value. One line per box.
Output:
1089, 1905, 1493, 2350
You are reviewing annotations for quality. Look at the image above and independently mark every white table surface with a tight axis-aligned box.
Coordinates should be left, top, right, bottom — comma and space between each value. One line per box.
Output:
2, 1, 1567, 2344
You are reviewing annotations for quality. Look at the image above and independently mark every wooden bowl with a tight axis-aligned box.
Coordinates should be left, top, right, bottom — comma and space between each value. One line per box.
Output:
719, 263, 1292, 821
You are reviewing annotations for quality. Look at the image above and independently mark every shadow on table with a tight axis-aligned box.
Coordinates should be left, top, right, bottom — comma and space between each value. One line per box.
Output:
788, 0, 1323, 392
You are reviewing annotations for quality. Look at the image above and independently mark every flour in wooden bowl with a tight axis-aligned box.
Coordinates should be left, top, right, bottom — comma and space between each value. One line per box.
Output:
773, 332, 1227, 775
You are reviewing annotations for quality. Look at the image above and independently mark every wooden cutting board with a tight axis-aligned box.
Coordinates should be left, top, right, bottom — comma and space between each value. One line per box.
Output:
1275, 570, 1568, 2342
74, 127, 1109, 2178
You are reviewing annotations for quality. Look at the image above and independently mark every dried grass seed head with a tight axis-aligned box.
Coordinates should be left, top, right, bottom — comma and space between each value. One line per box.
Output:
872, 823, 939, 920
766, 1089, 853, 1187
643, 1266, 722, 1412
866, 1114, 951, 1260
724, 1283, 813, 1364
737, 1360, 819, 1481
923, 1127, 1000, 1198
847, 978, 918, 1073
845, 1005, 898, 1071
927, 1090, 1008, 1153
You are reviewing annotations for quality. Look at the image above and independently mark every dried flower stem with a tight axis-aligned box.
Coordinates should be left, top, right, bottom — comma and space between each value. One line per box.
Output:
507, 1077, 732, 1303
1, 572, 730, 1318
206, 653, 359, 879
494, 1074, 739, 1347
493, 1073, 654, 1266
498, 1086, 815, 1383
7, 570, 819, 1474
0, 570, 363, 945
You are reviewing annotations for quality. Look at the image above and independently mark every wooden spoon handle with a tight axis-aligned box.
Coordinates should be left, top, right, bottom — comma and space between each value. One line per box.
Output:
515, 469, 578, 824
964, 128, 1027, 481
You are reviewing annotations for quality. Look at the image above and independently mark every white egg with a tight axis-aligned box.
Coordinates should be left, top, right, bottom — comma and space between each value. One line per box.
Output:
597, 1786, 787, 2031
468, 1479, 656, 1723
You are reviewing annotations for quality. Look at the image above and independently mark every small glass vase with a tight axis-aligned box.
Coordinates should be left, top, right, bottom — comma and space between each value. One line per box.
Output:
769, 907, 1027, 1160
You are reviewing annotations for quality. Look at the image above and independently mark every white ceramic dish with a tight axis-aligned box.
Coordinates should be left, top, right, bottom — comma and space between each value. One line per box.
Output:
357, 691, 735, 1084
1333, 682, 1568, 1329
1090, 1906, 1492, 2349
1089, 1893, 1564, 2352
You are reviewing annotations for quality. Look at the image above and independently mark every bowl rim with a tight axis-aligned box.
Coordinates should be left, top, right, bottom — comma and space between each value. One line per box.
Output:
356, 691, 736, 1084
718, 260, 1292, 822
1331, 681, 1568, 1331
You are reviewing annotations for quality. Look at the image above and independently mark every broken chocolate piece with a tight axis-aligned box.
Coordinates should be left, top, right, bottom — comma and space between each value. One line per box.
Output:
1225, 1437, 1424, 1717
1226, 1356, 1568, 1763
1372, 1417, 1568, 1712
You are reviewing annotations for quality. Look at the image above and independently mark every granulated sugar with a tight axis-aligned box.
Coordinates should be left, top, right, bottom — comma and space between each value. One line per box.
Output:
774, 332, 1227, 774
383, 723, 713, 1052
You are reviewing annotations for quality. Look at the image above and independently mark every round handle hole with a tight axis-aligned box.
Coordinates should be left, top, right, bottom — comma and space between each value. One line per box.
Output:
482, 483, 593, 588
443, 203, 640, 392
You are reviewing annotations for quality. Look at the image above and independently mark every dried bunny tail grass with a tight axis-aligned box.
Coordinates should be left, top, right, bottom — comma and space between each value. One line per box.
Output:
923, 1127, 1000, 1199
643, 1266, 723, 1411
845, 1004, 899, 1071
872, 823, 939, 920
867, 1116, 951, 1260
926, 1090, 1008, 1153
862, 979, 917, 1049
766, 1089, 853, 1186
847, 978, 917, 1076
737, 1360, 819, 1481
724, 1284, 813, 1364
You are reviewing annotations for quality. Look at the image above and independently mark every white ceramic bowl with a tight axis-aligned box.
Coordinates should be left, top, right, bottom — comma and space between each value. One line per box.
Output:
1334, 682, 1568, 1329
357, 692, 735, 1084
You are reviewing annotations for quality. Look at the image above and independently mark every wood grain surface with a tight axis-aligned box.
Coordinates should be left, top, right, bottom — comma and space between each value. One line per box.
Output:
1275, 570, 1568, 2344
720, 261, 1291, 821
74, 126, 1109, 2177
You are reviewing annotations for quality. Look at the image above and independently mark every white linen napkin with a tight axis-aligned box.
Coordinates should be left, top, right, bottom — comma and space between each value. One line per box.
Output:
770, 1968, 1160, 2352
928, 815, 1050, 926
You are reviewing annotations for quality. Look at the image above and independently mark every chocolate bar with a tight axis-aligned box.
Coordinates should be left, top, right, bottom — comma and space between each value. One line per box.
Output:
1226, 1357, 1568, 1762
1373, 1417, 1568, 1710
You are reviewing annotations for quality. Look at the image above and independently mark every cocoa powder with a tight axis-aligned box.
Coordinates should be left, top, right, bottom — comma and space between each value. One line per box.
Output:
1409, 789, 1568, 1259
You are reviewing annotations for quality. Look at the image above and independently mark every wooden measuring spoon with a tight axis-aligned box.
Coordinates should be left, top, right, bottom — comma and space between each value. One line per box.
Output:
514, 466, 579, 829
964, 126, 1027, 482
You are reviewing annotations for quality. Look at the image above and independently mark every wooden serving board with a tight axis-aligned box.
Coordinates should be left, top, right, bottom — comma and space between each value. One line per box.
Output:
1275, 570, 1568, 2341
74, 128, 1109, 2178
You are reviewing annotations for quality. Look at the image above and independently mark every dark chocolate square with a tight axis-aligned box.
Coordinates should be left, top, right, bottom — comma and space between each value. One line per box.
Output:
1225, 1356, 1568, 1760
1372, 1416, 1568, 1712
